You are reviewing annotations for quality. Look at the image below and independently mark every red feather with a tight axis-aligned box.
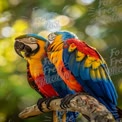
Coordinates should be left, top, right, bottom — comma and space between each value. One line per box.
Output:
66, 39, 100, 59
27, 63, 58, 97
34, 75, 58, 97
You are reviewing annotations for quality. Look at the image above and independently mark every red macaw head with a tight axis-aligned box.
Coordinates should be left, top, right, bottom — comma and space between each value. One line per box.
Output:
14, 34, 48, 60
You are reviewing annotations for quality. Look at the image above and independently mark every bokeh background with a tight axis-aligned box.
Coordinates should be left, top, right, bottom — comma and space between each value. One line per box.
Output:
0, 0, 122, 122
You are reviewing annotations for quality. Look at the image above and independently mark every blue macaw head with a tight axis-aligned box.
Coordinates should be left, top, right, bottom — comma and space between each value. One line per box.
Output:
48, 31, 78, 43
16, 33, 47, 42
14, 33, 48, 58
55, 31, 78, 41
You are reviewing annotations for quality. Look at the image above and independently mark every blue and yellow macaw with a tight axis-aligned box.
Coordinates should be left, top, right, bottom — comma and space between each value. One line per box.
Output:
46, 31, 122, 121
14, 34, 78, 122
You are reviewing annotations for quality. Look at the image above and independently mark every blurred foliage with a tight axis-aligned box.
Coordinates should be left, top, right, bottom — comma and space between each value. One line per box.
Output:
0, 0, 122, 122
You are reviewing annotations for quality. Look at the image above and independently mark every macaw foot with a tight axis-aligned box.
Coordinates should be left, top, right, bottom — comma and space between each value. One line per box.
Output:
60, 92, 83, 109
45, 96, 60, 110
37, 97, 60, 112
37, 98, 48, 112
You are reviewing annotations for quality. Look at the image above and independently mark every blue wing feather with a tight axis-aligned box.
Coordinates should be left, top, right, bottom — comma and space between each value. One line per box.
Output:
63, 42, 119, 119
63, 49, 118, 104
63, 49, 81, 76
72, 61, 81, 77
80, 60, 91, 80
68, 51, 77, 72
63, 46, 70, 69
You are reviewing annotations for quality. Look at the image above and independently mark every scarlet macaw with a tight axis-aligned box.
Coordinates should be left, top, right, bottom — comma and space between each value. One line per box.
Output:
14, 34, 78, 122
46, 31, 122, 121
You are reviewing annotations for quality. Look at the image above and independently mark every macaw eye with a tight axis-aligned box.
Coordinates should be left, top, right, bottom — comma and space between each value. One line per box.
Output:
48, 33, 56, 42
29, 37, 36, 43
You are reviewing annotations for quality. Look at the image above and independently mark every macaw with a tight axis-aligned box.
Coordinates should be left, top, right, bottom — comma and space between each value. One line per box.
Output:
14, 34, 79, 122
46, 31, 122, 121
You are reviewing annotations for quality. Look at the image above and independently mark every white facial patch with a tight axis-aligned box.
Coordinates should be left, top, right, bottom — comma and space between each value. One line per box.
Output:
48, 33, 56, 43
16, 37, 38, 51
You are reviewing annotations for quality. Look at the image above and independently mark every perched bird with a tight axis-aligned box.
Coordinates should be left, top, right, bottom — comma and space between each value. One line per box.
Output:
14, 34, 79, 122
46, 31, 122, 121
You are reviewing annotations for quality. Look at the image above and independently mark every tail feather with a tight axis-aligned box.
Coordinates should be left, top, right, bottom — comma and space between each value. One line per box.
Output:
57, 111, 78, 122
66, 112, 78, 122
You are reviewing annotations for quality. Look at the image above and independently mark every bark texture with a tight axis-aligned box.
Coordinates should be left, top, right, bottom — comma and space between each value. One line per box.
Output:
19, 93, 115, 122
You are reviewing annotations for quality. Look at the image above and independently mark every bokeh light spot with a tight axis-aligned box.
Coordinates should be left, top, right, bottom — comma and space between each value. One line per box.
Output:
9, 0, 21, 6
64, 5, 85, 19
55, 15, 70, 26
1, 26, 14, 37
85, 25, 100, 37
38, 30, 50, 39
77, 0, 95, 5
44, 19, 61, 32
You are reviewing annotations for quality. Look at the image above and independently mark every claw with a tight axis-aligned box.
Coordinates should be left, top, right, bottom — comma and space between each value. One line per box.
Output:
45, 96, 60, 110
60, 93, 83, 109
37, 98, 48, 112
60, 94, 73, 109
37, 97, 60, 112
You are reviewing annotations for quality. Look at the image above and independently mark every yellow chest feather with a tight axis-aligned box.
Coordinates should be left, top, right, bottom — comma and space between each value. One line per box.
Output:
28, 59, 43, 78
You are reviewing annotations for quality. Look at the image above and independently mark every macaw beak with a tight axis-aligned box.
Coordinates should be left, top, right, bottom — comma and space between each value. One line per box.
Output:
14, 37, 39, 58
14, 41, 31, 58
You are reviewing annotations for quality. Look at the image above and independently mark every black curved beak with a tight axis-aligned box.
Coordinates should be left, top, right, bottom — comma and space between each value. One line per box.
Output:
14, 40, 32, 58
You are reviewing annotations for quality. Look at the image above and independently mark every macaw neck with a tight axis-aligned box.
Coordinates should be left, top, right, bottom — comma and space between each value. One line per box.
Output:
28, 58, 44, 79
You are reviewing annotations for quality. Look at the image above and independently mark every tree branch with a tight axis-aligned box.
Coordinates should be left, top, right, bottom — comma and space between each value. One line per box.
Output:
19, 93, 115, 122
